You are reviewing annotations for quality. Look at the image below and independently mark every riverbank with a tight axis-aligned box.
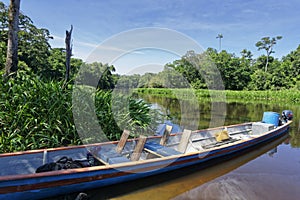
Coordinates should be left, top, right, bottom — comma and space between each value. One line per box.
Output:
135, 88, 300, 103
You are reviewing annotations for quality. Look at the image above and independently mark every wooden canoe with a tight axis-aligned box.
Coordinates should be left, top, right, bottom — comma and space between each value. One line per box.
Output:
0, 120, 292, 200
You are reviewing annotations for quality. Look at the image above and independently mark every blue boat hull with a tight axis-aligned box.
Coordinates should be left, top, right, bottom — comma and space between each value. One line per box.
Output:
0, 122, 291, 200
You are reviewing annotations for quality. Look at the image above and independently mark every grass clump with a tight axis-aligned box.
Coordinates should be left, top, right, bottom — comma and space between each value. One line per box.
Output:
0, 71, 81, 153
0, 72, 160, 153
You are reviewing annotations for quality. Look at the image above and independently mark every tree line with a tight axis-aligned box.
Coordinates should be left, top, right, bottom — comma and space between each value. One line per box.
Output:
118, 43, 300, 91
1, 1, 300, 91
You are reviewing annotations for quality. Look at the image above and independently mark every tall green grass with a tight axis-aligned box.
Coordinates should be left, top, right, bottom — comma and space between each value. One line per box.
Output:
225, 90, 300, 103
0, 71, 81, 153
135, 88, 300, 103
0, 72, 159, 153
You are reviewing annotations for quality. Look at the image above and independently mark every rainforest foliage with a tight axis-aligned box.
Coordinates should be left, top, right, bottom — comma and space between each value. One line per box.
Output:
0, 2, 158, 152
119, 45, 300, 91
0, 1, 300, 152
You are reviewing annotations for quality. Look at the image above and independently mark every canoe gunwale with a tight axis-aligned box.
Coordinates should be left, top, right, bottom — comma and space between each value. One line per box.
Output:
0, 121, 291, 183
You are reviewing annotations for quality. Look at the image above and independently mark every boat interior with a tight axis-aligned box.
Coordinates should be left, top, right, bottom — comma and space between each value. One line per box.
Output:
0, 121, 284, 177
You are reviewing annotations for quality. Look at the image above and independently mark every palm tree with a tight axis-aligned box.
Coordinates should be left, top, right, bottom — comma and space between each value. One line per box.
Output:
255, 36, 282, 72
216, 34, 223, 52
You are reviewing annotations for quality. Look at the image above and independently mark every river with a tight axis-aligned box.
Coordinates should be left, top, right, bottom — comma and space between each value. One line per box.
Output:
105, 95, 300, 200
60, 94, 300, 200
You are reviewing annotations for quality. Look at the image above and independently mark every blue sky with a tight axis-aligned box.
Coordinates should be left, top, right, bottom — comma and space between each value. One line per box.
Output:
2, 0, 300, 74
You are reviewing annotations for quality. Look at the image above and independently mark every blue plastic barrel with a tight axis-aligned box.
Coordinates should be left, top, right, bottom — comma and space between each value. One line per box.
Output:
262, 112, 280, 127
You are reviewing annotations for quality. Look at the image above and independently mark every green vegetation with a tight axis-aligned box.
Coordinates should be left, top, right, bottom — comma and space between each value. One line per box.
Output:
255, 36, 282, 72
0, 71, 80, 152
225, 90, 300, 103
1, 1, 300, 152
119, 44, 300, 91
0, 70, 159, 153
135, 88, 300, 103
0, 2, 159, 153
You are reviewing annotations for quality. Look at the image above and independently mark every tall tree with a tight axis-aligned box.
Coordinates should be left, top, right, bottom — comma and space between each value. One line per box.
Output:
255, 36, 282, 72
5, 0, 20, 77
216, 34, 223, 52
0, 2, 52, 74
0, 2, 8, 69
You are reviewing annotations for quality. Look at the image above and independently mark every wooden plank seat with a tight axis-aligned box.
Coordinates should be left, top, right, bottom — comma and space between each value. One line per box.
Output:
97, 134, 147, 164
97, 145, 131, 164
96, 130, 131, 164
144, 142, 181, 157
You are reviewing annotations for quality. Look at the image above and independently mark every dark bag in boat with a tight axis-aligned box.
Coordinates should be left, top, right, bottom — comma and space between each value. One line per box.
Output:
36, 156, 85, 173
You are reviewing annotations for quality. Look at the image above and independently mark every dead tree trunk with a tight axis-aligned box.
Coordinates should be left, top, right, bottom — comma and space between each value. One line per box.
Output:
5, 0, 20, 77
65, 25, 73, 83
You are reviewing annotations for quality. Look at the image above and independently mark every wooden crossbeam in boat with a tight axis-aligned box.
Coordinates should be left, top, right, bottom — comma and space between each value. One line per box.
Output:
116, 130, 130, 154
160, 124, 172, 146
229, 128, 252, 135
178, 129, 192, 153
144, 148, 164, 158
42, 150, 48, 165
130, 135, 147, 161
95, 157, 109, 165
